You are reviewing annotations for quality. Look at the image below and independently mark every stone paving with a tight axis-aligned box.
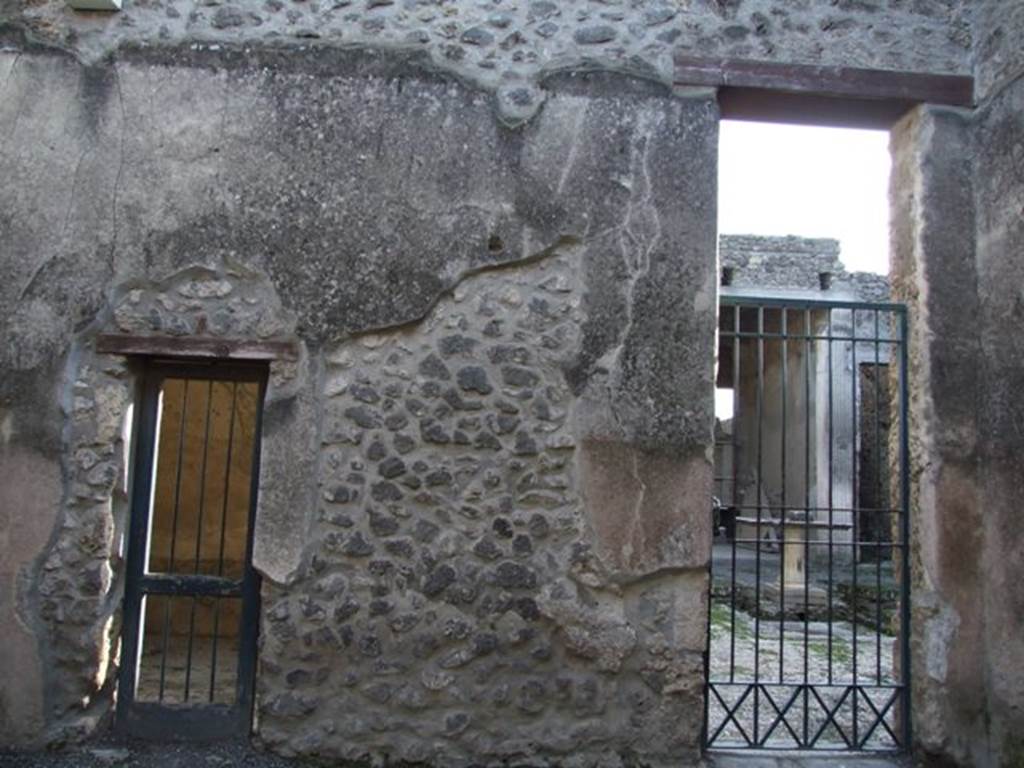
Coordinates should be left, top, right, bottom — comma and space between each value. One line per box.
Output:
707, 753, 908, 768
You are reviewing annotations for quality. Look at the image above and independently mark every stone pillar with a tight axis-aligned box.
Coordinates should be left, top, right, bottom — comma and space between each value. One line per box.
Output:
890, 105, 986, 766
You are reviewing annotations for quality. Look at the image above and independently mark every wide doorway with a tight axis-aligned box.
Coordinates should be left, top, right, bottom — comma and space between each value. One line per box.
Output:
116, 361, 265, 739
704, 297, 909, 752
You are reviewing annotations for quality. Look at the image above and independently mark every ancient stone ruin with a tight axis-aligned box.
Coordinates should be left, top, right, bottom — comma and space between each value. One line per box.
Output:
1, 2, 1022, 767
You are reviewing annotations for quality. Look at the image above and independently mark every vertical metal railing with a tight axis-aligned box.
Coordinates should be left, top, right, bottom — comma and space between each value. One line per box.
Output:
705, 296, 909, 753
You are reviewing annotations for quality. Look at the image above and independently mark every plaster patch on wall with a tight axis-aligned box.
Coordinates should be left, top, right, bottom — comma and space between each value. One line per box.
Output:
924, 603, 960, 684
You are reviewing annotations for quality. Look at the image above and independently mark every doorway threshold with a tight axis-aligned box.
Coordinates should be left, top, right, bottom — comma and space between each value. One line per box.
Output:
706, 750, 909, 768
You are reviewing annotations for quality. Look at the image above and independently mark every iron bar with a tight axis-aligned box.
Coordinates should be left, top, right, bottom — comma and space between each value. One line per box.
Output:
899, 309, 912, 749
210, 381, 240, 703
160, 379, 191, 702
754, 305, 765, 744
851, 309, 859, 745
720, 331, 899, 344
725, 537, 906, 547
718, 503, 901, 515
827, 310, 834, 687
184, 380, 215, 702
874, 311, 883, 685
731, 304, 741, 684
137, 573, 241, 597
803, 307, 812, 747
779, 308, 788, 684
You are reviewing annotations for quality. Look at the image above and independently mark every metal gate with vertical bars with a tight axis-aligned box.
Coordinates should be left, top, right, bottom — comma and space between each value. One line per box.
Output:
117, 361, 265, 739
704, 296, 909, 752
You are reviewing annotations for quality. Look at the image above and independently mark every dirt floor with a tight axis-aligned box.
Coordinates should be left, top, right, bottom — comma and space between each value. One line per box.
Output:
0, 742, 912, 768
0, 740, 302, 768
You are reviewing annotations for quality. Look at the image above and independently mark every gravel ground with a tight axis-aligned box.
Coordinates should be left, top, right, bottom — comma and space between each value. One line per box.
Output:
0, 740, 308, 768
707, 601, 900, 750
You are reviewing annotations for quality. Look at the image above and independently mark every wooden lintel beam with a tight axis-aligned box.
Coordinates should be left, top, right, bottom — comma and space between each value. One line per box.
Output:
716, 89, 915, 129
96, 333, 298, 361
674, 54, 974, 124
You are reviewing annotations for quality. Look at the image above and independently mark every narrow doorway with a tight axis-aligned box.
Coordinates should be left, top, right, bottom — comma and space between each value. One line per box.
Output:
117, 361, 265, 739
706, 121, 909, 752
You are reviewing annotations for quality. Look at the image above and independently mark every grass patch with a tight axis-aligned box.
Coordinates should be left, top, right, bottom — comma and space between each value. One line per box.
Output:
711, 601, 753, 640
808, 639, 852, 666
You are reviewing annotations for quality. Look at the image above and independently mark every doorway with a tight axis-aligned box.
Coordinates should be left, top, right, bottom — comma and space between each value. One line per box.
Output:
116, 361, 265, 739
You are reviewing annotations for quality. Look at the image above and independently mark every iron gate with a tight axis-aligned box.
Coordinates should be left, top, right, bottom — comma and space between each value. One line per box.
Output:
704, 296, 909, 752
117, 361, 265, 739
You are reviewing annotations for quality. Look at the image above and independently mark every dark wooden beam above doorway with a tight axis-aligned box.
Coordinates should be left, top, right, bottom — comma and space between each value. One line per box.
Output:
96, 333, 299, 361
673, 54, 975, 129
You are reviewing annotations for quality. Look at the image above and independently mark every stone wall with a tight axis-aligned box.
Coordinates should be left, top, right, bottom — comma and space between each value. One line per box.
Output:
972, 48, 1024, 768
972, 0, 1024, 101
3, 2, 1023, 765
886, 4, 1024, 764
888, 92, 1024, 768
720, 233, 844, 288
0, 35, 717, 763
257, 253, 709, 764
7, 0, 974, 126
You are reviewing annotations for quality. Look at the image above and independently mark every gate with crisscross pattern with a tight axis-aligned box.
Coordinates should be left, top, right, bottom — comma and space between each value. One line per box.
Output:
704, 295, 909, 752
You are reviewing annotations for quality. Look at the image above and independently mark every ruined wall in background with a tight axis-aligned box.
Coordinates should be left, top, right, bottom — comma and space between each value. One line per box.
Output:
0, 37, 717, 763
720, 234, 844, 288
719, 234, 888, 300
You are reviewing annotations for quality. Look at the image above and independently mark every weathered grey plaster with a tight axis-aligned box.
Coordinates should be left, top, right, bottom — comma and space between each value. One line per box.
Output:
0, 40, 717, 761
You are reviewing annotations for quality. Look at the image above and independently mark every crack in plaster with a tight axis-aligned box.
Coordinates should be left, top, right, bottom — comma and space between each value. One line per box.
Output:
4, 53, 28, 143
619, 115, 660, 332
342, 232, 582, 341
16, 144, 95, 303
555, 105, 586, 197
609, 112, 662, 429
108, 63, 126, 278
1, 51, 21, 99
624, 448, 649, 566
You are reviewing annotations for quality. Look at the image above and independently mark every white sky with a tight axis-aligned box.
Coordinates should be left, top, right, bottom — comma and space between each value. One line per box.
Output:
718, 120, 891, 275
